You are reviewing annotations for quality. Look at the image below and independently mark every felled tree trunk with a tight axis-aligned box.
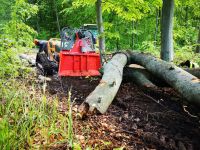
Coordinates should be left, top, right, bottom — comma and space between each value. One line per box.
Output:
78, 53, 128, 116
129, 52, 200, 106
184, 68, 200, 79
19, 54, 36, 66
124, 67, 200, 88
123, 67, 157, 88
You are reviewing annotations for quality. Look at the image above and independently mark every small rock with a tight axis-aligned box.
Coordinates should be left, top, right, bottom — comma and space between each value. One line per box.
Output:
38, 75, 52, 82
132, 123, 138, 130
168, 139, 176, 149
178, 141, 186, 150
124, 113, 129, 119
75, 135, 85, 143
101, 122, 109, 128
160, 135, 166, 145
134, 118, 140, 122
119, 117, 122, 122
103, 118, 107, 122
110, 128, 115, 132
72, 105, 78, 112
116, 133, 122, 137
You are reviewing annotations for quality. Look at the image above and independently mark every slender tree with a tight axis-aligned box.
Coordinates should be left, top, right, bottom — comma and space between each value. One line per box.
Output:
53, 0, 60, 33
185, 6, 189, 27
96, 0, 105, 52
131, 20, 135, 49
196, 27, 200, 53
154, 8, 160, 48
161, 0, 174, 62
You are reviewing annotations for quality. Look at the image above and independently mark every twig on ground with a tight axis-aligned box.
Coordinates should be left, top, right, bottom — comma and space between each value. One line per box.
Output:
139, 92, 166, 108
182, 105, 198, 118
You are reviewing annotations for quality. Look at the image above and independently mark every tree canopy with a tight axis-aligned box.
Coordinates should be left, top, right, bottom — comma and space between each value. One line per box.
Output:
0, 0, 199, 62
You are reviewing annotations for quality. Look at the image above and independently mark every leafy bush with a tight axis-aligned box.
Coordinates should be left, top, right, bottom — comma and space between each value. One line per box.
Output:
138, 41, 160, 57
0, 0, 38, 49
174, 45, 200, 65
0, 48, 22, 78
36, 29, 51, 40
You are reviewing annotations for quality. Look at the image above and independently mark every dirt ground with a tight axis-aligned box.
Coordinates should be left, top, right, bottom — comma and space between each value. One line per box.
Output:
46, 76, 200, 150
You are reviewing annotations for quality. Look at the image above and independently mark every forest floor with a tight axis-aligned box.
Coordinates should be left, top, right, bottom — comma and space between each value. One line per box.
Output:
45, 76, 200, 150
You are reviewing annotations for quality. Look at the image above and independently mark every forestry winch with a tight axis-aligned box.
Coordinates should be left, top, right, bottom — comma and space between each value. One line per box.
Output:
35, 25, 101, 76
59, 27, 101, 76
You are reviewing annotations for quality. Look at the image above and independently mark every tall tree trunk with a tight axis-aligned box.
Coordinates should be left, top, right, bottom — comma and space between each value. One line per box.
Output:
53, 0, 60, 33
135, 22, 138, 46
131, 20, 135, 49
154, 8, 160, 48
185, 6, 188, 27
196, 27, 200, 53
36, 15, 40, 33
116, 38, 119, 51
96, 0, 105, 52
161, 0, 174, 62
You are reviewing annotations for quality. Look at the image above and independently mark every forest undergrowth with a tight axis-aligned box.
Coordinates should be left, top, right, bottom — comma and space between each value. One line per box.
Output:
0, 49, 82, 149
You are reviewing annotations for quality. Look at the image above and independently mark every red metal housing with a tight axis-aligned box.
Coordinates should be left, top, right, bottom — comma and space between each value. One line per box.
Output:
59, 51, 101, 76
58, 31, 101, 76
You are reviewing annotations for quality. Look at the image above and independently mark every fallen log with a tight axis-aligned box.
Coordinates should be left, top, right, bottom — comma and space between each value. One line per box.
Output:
123, 67, 200, 88
123, 67, 157, 88
129, 52, 200, 106
19, 54, 36, 66
78, 53, 128, 115
184, 68, 200, 79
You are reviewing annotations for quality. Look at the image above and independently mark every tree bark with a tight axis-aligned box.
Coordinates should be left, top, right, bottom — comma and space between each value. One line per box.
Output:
78, 53, 128, 116
53, 0, 61, 33
154, 8, 160, 48
195, 27, 200, 53
161, 0, 174, 62
19, 54, 36, 66
124, 67, 200, 88
96, 0, 105, 52
129, 52, 200, 107
123, 67, 157, 88
131, 20, 135, 50
185, 6, 189, 27
116, 38, 120, 51
184, 68, 200, 79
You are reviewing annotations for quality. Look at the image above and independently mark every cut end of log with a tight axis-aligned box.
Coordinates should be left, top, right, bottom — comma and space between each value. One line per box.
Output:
77, 102, 101, 119
77, 102, 89, 119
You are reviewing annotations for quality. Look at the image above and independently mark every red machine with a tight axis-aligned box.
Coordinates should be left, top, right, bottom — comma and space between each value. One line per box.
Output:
58, 28, 101, 76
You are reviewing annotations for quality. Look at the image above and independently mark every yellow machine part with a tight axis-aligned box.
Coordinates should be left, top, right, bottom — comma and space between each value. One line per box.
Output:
47, 38, 61, 61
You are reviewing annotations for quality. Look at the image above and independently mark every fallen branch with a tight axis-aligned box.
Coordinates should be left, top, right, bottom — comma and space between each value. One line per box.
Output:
182, 106, 198, 118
